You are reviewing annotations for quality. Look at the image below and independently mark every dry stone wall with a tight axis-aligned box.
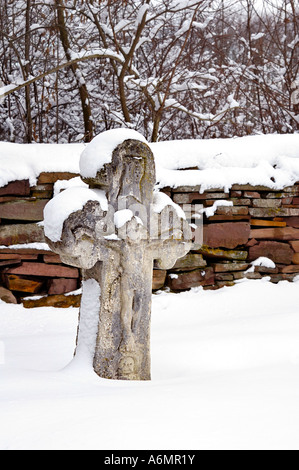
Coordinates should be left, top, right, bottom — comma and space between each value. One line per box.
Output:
163, 183, 299, 291
1, 173, 299, 307
0, 172, 81, 307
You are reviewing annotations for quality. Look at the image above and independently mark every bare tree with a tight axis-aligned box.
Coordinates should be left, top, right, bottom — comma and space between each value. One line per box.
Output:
0, 0, 297, 142
55, 0, 93, 142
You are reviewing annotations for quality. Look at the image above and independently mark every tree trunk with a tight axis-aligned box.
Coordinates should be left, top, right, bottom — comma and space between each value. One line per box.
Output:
55, 0, 93, 142
25, 0, 33, 143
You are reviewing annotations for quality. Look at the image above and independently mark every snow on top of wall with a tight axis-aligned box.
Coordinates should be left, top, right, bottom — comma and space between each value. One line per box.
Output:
0, 132, 299, 191
152, 133, 299, 192
0, 142, 83, 187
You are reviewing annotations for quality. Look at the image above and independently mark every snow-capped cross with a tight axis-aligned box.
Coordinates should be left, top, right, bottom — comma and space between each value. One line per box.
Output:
44, 130, 191, 380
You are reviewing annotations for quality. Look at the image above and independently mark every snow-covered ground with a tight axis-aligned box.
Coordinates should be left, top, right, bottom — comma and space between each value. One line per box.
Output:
1, 278, 299, 450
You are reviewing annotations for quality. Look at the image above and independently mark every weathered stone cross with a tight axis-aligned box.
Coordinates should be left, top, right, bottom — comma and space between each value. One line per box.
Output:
45, 133, 191, 380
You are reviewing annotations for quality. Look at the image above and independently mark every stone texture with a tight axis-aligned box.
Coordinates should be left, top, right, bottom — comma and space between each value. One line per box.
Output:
248, 241, 294, 264
174, 192, 227, 204
250, 207, 299, 218
292, 253, 299, 265
0, 247, 50, 255
38, 172, 78, 184
203, 222, 250, 249
5, 274, 44, 293
152, 269, 167, 290
282, 197, 294, 204
171, 253, 207, 270
0, 259, 21, 268
230, 190, 242, 197
208, 215, 251, 222
0, 253, 38, 260
0, 223, 45, 246
0, 254, 22, 260
254, 265, 279, 274
252, 199, 282, 208
250, 219, 286, 227
215, 273, 234, 281
172, 186, 223, 193
197, 245, 248, 261
48, 278, 78, 295
289, 241, 299, 252
245, 272, 262, 280
0, 199, 48, 221
231, 184, 278, 191
280, 265, 299, 274
4, 262, 79, 278
30, 184, 53, 199
250, 227, 299, 241
286, 217, 299, 228
22, 293, 81, 309
0, 180, 30, 197
211, 262, 249, 273
246, 238, 258, 247
215, 206, 249, 216
167, 267, 214, 291
0, 286, 17, 304
266, 191, 298, 198
244, 191, 261, 198
215, 280, 235, 288
230, 198, 251, 206
43, 254, 62, 264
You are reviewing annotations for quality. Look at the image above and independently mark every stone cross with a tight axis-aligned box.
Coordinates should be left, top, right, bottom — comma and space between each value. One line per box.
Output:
45, 134, 191, 380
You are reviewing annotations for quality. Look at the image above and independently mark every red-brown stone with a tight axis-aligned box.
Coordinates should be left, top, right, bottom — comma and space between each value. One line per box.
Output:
167, 267, 214, 291
250, 227, 299, 241
0, 180, 30, 197
0, 253, 38, 260
244, 191, 261, 198
248, 241, 294, 265
246, 238, 258, 247
152, 270, 167, 290
43, 254, 62, 264
4, 262, 79, 278
203, 222, 250, 249
48, 278, 78, 295
290, 241, 299, 252
0, 223, 45, 246
0, 286, 17, 304
0, 199, 49, 221
286, 217, 299, 228
280, 265, 299, 274
292, 253, 299, 265
38, 172, 78, 184
0, 259, 21, 268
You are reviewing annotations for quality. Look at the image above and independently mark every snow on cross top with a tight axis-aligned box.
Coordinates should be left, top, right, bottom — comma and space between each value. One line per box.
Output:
79, 128, 148, 179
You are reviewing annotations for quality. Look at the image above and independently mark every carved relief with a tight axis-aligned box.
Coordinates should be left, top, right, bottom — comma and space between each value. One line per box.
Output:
118, 355, 137, 380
